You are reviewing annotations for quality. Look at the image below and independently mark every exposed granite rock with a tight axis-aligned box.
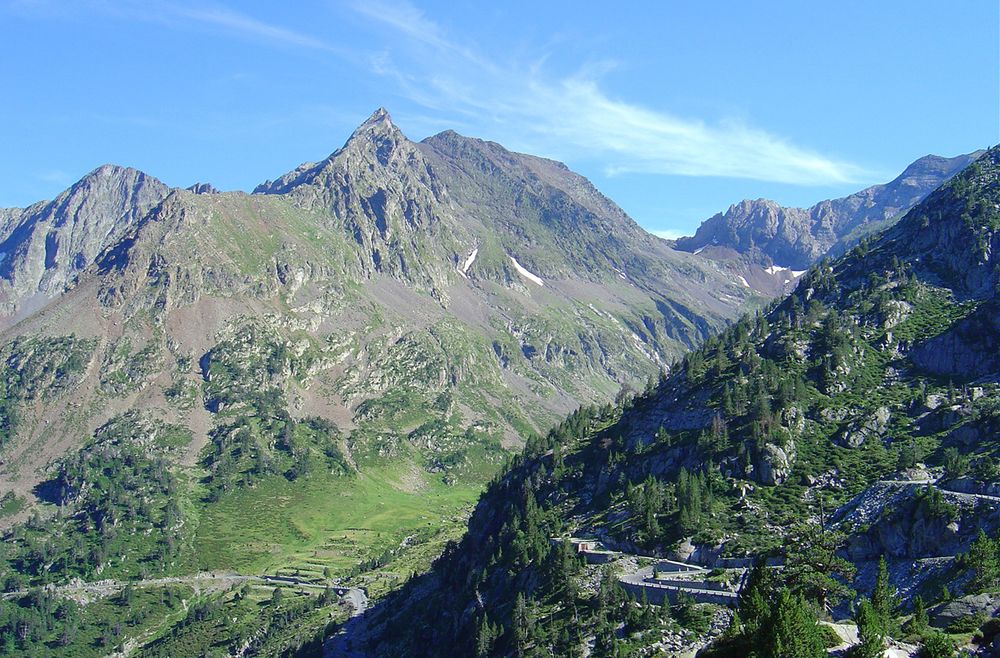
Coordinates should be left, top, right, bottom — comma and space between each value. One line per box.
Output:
751, 440, 795, 485
911, 299, 1000, 379
837, 406, 891, 448
185, 182, 220, 194
929, 593, 1000, 628
0, 164, 170, 315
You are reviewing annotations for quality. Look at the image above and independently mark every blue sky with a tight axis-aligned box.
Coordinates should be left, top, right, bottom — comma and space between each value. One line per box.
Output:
1, 1, 997, 237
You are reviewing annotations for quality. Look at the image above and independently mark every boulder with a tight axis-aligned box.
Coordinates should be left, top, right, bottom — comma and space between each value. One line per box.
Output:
929, 593, 1000, 628
837, 406, 891, 448
752, 441, 795, 485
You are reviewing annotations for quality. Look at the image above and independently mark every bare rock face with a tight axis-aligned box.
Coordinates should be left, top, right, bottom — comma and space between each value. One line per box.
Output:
186, 182, 219, 195
0, 164, 170, 315
911, 298, 1000, 380
676, 152, 981, 270
255, 108, 449, 288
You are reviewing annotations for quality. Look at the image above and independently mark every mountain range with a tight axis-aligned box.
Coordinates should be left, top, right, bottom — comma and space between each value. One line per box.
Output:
0, 110, 779, 516
675, 151, 981, 270
0, 110, 767, 655
0, 107, 995, 657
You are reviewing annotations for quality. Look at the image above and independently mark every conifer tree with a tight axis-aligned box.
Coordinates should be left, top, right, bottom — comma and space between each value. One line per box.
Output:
871, 556, 899, 636
756, 589, 825, 658
966, 529, 999, 592
907, 595, 928, 635
853, 598, 886, 658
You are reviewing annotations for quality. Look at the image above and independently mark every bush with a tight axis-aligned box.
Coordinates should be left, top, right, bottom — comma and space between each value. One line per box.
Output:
944, 612, 987, 634
819, 623, 843, 648
918, 630, 956, 658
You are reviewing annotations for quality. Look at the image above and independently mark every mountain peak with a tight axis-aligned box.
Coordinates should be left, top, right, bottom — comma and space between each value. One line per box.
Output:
362, 106, 392, 126
347, 107, 398, 141
254, 109, 407, 194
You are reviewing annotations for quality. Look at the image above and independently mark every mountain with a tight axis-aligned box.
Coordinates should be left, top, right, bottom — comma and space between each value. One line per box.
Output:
351, 148, 1000, 657
0, 110, 772, 655
676, 152, 982, 270
0, 165, 170, 320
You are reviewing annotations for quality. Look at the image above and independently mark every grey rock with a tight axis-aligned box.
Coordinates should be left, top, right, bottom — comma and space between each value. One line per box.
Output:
911, 299, 1000, 379
0, 164, 170, 315
929, 593, 1000, 628
185, 182, 219, 194
752, 441, 795, 485
837, 406, 891, 448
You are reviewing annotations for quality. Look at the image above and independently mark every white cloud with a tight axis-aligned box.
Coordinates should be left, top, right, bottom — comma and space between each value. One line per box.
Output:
351, 0, 868, 186
5, 2, 344, 54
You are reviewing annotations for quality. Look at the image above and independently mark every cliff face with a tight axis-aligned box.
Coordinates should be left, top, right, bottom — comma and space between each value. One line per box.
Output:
0, 164, 170, 316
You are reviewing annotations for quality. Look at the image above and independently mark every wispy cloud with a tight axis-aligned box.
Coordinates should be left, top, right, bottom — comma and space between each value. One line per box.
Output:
167, 5, 341, 53
4, 1, 344, 54
351, 0, 867, 186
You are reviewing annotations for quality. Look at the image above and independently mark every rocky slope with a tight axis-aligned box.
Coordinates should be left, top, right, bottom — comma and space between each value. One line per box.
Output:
352, 148, 1000, 657
677, 152, 981, 270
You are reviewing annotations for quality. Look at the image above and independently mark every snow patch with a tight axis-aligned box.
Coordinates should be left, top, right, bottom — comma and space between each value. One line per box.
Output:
459, 248, 478, 276
509, 256, 544, 286
736, 275, 750, 288
693, 246, 705, 255
764, 264, 807, 278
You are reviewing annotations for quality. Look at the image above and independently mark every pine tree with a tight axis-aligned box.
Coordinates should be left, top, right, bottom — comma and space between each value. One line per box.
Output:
511, 593, 530, 658
907, 594, 928, 635
738, 560, 772, 642
782, 523, 855, 610
853, 598, 886, 658
871, 556, 898, 637
756, 589, 825, 658
966, 529, 999, 592
475, 615, 496, 658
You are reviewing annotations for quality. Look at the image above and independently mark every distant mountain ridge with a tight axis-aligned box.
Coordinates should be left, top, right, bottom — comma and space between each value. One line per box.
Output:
677, 151, 982, 269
